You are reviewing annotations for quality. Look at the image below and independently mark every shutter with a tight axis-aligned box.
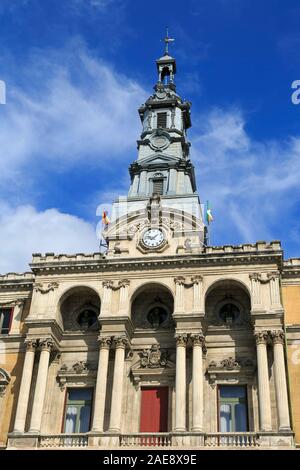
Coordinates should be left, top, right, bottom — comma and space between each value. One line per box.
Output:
153, 179, 164, 195
157, 112, 167, 128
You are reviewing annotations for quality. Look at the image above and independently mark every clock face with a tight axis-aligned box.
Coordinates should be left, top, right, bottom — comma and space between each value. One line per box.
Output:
142, 228, 165, 248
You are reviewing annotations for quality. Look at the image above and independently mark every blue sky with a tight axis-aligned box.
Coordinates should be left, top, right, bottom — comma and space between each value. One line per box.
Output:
0, 0, 300, 272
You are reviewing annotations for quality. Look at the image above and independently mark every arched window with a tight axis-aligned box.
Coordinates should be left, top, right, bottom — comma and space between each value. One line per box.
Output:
77, 308, 98, 330
219, 303, 240, 325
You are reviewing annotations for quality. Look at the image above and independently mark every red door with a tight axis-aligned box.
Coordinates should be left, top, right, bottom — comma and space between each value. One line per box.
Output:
140, 387, 168, 432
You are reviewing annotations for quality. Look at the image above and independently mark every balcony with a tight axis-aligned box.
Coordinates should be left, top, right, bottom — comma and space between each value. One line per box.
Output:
37, 432, 260, 449
7, 431, 295, 449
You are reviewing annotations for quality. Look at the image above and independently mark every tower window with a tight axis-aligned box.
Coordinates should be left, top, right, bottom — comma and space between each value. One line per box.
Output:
0, 308, 12, 334
153, 178, 164, 195
157, 112, 167, 128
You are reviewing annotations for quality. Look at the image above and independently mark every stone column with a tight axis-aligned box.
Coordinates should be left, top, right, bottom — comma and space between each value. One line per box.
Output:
175, 334, 187, 432
191, 333, 205, 431
271, 330, 291, 431
92, 337, 112, 432
29, 338, 53, 433
168, 168, 177, 194
108, 336, 128, 432
255, 331, 272, 431
118, 279, 130, 315
268, 272, 282, 309
174, 277, 185, 313
191, 276, 203, 313
13, 339, 38, 432
249, 273, 262, 308
102, 280, 114, 314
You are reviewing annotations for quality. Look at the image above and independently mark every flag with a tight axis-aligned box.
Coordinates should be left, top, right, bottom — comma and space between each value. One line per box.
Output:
101, 210, 110, 225
206, 201, 213, 224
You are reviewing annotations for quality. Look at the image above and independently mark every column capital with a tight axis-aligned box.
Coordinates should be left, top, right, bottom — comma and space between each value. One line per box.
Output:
118, 279, 130, 288
267, 271, 280, 281
191, 275, 203, 285
175, 333, 188, 347
102, 280, 114, 289
25, 338, 38, 351
190, 333, 205, 347
98, 336, 112, 350
39, 338, 54, 352
249, 272, 260, 281
174, 276, 186, 286
254, 330, 269, 345
114, 336, 129, 349
271, 330, 285, 345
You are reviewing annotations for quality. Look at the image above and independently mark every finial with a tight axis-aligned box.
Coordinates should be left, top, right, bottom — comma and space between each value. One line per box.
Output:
162, 28, 175, 55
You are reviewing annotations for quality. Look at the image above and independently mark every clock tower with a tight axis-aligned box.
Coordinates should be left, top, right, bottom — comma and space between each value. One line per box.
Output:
104, 42, 205, 257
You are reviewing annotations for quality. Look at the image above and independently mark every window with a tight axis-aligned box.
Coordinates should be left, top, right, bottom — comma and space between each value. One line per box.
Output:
0, 308, 12, 334
152, 178, 164, 195
219, 303, 240, 325
219, 386, 248, 432
157, 112, 167, 128
77, 309, 97, 330
64, 388, 93, 433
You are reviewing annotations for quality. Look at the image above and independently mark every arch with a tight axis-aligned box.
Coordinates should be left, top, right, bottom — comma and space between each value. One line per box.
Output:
130, 282, 174, 330
204, 277, 251, 302
130, 281, 174, 307
58, 285, 101, 332
204, 278, 251, 328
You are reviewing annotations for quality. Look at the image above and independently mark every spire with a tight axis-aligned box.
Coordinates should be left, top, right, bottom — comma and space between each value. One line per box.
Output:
162, 28, 175, 56
156, 29, 176, 85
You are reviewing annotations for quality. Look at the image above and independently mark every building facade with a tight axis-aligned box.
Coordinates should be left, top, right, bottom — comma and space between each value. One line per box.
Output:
0, 49, 299, 450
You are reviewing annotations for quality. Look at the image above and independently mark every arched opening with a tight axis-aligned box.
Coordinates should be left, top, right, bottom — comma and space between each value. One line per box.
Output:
131, 283, 174, 330
204, 279, 251, 328
161, 66, 171, 84
59, 286, 100, 332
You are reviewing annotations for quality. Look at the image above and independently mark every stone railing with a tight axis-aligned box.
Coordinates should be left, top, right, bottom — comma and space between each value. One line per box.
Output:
120, 433, 172, 447
39, 432, 259, 448
39, 434, 88, 448
204, 433, 260, 448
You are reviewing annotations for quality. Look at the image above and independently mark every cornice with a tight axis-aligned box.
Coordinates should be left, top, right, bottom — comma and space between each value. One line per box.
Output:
29, 246, 283, 275
0, 272, 34, 290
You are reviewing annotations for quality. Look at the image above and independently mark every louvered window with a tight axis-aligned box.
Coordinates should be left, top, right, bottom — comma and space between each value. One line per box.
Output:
157, 112, 167, 128
153, 178, 164, 195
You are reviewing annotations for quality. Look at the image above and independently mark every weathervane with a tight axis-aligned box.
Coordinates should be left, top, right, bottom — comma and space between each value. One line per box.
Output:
162, 28, 175, 55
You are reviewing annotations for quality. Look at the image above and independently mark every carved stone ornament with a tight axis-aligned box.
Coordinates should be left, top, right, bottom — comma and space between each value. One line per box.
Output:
175, 334, 188, 347
98, 336, 112, 349
34, 282, 59, 294
40, 338, 54, 351
102, 280, 114, 289
139, 344, 169, 369
207, 357, 254, 388
254, 330, 269, 345
271, 330, 285, 345
25, 339, 38, 351
72, 361, 88, 373
190, 333, 205, 348
114, 336, 129, 349
118, 279, 130, 288
57, 361, 96, 390
0, 368, 11, 397
219, 357, 241, 370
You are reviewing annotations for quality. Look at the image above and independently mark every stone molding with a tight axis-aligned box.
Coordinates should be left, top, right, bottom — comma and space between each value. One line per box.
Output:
0, 368, 11, 397
34, 282, 59, 294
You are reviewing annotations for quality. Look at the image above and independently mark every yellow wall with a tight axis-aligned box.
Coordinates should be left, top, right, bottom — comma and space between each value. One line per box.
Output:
0, 352, 24, 446
282, 285, 300, 324
282, 285, 300, 444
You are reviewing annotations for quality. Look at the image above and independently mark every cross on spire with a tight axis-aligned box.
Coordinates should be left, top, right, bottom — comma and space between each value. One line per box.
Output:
162, 28, 175, 55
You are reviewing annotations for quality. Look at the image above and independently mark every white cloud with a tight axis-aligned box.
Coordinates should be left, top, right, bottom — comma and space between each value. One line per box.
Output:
0, 204, 98, 274
191, 108, 300, 250
0, 45, 145, 189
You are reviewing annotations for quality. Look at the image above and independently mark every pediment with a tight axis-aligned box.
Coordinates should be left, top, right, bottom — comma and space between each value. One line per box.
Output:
138, 153, 180, 167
